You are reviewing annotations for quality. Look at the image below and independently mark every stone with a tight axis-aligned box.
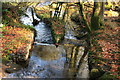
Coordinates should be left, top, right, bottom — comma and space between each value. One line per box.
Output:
5, 63, 22, 73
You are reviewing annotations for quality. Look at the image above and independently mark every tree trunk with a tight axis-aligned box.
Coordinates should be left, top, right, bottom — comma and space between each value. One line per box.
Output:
91, 1, 101, 30
77, 2, 91, 33
53, 2, 63, 19
99, 2, 105, 26
62, 3, 68, 20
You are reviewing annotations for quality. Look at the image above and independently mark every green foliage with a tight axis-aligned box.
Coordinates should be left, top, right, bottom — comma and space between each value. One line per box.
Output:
2, 9, 9, 12
105, 4, 112, 10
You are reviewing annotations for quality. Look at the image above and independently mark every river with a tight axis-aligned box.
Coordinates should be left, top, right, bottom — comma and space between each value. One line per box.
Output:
3, 5, 89, 79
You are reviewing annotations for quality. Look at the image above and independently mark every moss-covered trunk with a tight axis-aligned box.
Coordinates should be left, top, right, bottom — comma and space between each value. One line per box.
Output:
99, 2, 105, 25
91, 1, 104, 30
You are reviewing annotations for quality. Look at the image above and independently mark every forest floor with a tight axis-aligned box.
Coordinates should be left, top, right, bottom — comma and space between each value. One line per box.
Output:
0, 26, 34, 78
1, 3, 35, 78
90, 16, 120, 79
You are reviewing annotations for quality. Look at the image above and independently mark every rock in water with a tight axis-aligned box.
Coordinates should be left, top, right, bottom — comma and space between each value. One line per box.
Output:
32, 19, 40, 26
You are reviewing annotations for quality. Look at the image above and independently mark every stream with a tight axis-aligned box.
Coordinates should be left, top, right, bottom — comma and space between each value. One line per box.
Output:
3, 5, 89, 79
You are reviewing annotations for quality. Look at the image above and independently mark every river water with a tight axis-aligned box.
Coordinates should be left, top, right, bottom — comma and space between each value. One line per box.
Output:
3, 5, 89, 79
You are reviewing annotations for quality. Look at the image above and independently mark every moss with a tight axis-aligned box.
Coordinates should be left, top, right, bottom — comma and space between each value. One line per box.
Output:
98, 72, 118, 80
2, 55, 11, 62
2, 3, 34, 30
90, 68, 105, 80
37, 12, 50, 20
91, 15, 100, 30
51, 18, 65, 44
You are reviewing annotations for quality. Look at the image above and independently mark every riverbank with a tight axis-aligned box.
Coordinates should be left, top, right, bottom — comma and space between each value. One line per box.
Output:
89, 17, 120, 79
0, 25, 34, 78
1, 3, 35, 78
